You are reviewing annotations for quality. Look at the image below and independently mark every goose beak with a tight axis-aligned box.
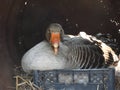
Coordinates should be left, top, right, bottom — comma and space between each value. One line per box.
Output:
53, 43, 59, 55
50, 32, 60, 55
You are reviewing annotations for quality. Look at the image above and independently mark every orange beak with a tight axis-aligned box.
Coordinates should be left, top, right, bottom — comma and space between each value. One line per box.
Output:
50, 32, 60, 55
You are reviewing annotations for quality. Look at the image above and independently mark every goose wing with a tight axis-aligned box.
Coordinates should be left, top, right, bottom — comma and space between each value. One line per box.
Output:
79, 32, 119, 65
63, 36, 106, 69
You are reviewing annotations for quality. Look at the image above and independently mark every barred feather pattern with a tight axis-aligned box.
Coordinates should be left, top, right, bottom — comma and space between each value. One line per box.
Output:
66, 44, 106, 69
79, 32, 119, 66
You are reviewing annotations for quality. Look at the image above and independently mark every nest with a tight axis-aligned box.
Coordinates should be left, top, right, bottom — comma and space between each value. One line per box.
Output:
13, 65, 120, 90
115, 76, 120, 90
13, 65, 42, 90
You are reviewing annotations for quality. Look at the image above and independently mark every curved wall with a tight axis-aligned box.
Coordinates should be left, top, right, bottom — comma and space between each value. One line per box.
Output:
0, 0, 120, 89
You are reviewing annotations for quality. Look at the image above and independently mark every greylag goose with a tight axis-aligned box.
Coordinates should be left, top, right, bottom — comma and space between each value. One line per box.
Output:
21, 23, 119, 73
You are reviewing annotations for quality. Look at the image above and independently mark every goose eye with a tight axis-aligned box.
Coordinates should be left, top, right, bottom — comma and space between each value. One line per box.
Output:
60, 29, 63, 33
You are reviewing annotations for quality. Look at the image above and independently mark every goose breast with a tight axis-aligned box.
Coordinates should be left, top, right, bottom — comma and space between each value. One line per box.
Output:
21, 40, 71, 73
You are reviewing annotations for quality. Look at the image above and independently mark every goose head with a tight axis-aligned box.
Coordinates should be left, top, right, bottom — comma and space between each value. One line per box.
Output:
45, 23, 64, 55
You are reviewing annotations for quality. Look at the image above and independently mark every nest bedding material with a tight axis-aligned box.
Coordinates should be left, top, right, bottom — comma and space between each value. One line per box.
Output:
13, 65, 120, 90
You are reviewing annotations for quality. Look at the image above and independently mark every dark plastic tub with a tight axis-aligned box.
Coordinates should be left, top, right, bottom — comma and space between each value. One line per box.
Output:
33, 68, 115, 90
